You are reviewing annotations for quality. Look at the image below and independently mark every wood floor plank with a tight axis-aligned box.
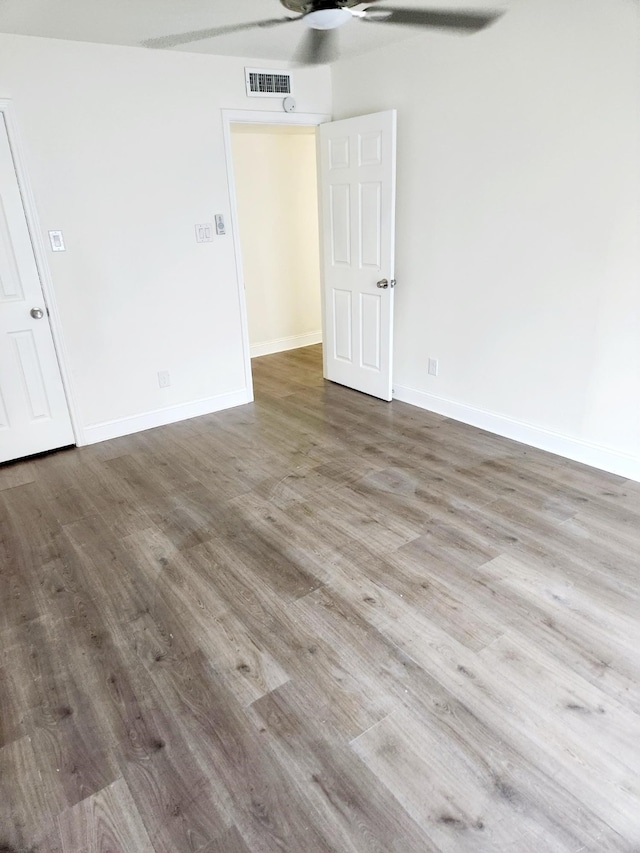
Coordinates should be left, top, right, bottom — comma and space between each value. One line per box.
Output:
248, 685, 439, 853
124, 526, 291, 706
56, 777, 156, 853
478, 631, 640, 776
0, 480, 67, 577
321, 541, 503, 652
29, 719, 118, 817
201, 825, 254, 853
0, 459, 35, 491
351, 705, 576, 852
32, 451, 100, 526
481, 553, 640, 665
62, 514, 157, 627
120, 712, 232, 853
0, 664, 29, 749
0, 735, 61, 850
149, 649, 345, 853
185, 539, 388, 740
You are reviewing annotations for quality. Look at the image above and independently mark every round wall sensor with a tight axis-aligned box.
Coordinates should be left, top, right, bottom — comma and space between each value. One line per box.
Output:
283, 97, 296, 113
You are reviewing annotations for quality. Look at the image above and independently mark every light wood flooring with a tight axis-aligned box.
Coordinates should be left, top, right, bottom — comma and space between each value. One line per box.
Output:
1, 344, 639, 852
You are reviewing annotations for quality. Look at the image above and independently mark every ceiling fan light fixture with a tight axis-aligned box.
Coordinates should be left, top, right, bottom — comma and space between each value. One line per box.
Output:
303, 8, 352, 30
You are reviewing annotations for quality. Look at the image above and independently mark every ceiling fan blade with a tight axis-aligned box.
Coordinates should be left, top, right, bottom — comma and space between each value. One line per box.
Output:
361, 7, 502, 32
143, 16, 298, 49
294, 27, 339, 65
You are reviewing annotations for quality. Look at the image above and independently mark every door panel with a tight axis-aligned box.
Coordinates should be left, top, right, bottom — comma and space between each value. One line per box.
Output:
360, 293, 381, 370
11, 330, 52, 419
329, 136, 350, 169
360, 182, 381, 268
333, 289, 352, 362
359, 131, 382, 167
319, 110, 396, 401
0, 198, 24, 301
0, 385, 8, 428
330, 184, 351, 265
0, 114, 74, 463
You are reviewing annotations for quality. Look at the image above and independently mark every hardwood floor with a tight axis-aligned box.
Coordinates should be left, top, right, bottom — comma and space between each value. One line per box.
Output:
1, 343, 639, 852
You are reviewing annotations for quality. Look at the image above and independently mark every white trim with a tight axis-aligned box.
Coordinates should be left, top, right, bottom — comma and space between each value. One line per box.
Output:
393, 384, 640, 483
316, 128, 329, 383
82, 388, 252, 445
221, 108, 331, 400
250, 330, 322, 359
0, 99, 85, 445
222, 108, 331, 128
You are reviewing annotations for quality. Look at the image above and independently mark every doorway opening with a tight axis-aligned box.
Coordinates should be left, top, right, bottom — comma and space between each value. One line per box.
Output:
229, 121, 323, 399
222, 109, 330, 402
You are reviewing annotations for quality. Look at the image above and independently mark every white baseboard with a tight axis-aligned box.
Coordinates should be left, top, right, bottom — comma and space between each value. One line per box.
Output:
81, 388, 252, 446
393, 384, 640, 483
250, 331, 322, 359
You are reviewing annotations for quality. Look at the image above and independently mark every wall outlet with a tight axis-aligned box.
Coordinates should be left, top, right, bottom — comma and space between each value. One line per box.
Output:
428, 358, 439, 377
158, 370, 171, 388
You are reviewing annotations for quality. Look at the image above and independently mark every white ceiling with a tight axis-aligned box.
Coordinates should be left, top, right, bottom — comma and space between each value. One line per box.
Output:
0, 0, 510, 64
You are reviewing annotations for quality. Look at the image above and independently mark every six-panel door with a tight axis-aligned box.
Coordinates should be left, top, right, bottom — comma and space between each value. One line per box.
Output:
318, 110, 397, 401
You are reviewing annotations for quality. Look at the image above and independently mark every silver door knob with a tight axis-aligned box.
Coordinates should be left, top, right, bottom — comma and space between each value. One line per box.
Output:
30, 307, 44, 319
376, 279, 389, 289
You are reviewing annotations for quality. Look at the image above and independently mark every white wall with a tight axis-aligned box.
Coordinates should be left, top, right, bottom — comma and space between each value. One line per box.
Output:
331, 0, 640, 479
231, 124, 322, 358
0, 34, 331, 443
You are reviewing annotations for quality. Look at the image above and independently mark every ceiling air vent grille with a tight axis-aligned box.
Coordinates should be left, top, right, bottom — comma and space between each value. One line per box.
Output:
245, 68, 292, 98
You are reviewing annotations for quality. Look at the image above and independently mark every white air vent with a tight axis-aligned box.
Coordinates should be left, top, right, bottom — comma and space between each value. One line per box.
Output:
245, 68, 293, 98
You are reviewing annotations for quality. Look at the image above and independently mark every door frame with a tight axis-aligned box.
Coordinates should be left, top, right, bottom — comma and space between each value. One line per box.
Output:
0, 99, 83, 447
221, 109, 331, 400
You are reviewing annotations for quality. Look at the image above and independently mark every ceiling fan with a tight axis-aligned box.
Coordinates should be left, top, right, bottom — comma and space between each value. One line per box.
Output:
143, 1, 503, 63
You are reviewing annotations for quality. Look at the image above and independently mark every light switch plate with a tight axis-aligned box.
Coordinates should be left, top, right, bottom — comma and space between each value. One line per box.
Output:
49, 230, 65, 252
195, 224, 213, 243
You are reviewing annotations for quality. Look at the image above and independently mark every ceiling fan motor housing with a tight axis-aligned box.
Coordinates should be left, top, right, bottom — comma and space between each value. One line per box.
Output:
281, 0, 358, 12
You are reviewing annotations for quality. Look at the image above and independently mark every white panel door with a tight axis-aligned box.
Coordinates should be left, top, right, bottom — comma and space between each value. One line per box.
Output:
318, 110, 396, 401
0, 115, 74, 463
